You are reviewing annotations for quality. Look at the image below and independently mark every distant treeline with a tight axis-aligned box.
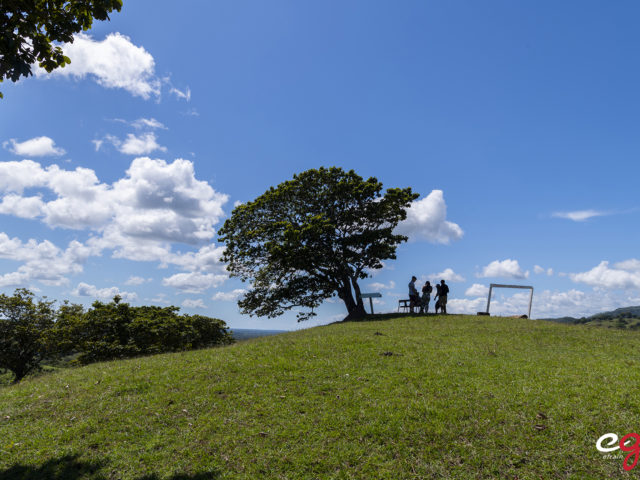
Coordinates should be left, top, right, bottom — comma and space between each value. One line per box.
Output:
231, 328, 287, 341
543, 306, 640, 328
585, 306, 640, 320
0, 289, 233, 383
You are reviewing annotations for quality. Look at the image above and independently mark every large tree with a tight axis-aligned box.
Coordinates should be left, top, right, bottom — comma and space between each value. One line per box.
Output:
0, 289, 55, 383
218, 167, 418, 321
0, 0, 122, 98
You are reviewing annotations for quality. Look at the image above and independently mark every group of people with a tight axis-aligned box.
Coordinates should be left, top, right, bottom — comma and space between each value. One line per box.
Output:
408, 276, 449, 314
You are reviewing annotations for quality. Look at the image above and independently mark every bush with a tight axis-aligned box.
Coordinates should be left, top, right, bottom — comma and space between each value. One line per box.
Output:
0, 289, 55, 383
56, 298, 233, 364
0, 292, 233, 382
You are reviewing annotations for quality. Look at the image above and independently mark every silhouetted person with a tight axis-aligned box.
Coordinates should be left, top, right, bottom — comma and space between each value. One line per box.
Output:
434, 279, 449, 314
419, 281, 432, 314
408, 276, 420, 313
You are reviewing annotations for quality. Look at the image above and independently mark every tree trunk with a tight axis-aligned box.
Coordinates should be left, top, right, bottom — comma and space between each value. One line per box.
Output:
11, 369, 26, 384
350, 277, 367, 318
337, 276, 367, 320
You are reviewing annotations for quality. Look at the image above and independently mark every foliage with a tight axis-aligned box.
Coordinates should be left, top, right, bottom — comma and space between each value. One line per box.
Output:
218, 167, 418, 321
0, 0, 122, 98
54, 298, 233, 365
0, 289, 55, 383
2, 315, 640, 478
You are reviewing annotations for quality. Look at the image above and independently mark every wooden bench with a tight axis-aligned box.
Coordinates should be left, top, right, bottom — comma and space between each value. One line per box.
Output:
398, 299, 411, 313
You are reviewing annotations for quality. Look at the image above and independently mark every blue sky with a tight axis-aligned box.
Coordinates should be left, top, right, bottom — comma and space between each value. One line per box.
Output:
1, 1, 640, 329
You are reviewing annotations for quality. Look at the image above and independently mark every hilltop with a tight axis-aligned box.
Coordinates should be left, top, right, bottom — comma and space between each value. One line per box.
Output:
1, 314, 638, 479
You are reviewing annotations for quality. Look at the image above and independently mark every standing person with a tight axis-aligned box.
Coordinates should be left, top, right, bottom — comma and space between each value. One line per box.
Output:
408, 276, 419, 313
438, 279, 449, 314
420, 281, 432, 314
434, 282, 442, 314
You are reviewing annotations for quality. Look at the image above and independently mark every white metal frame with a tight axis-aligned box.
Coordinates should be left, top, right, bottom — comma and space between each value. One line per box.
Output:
486, 283, 534, 318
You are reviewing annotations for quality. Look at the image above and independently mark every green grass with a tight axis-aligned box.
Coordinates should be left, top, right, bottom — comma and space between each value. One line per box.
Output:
1, 314, 640, 479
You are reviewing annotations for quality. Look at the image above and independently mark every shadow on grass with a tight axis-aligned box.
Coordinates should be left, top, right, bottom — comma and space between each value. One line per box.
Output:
0, 454, 220, 480
337, 312, 452, 324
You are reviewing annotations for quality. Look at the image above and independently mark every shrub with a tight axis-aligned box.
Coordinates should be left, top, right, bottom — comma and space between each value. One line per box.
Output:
57, 298, 233, 364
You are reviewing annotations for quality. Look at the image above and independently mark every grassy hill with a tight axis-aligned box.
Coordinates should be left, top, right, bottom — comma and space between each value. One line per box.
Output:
1, 314, 639, 479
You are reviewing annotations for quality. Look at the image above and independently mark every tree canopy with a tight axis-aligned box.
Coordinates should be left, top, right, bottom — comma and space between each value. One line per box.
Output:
0, 0, 122, 98
218, 167, 418, 321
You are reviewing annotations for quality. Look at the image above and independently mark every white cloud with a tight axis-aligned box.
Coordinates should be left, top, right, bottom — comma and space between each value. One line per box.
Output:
110, 117, 166, 131
131, 118, 166, 130
478, 259, 529, 279
4, 137, 65, 157
533, 265, 554, 276
570, 260, 640, 290
447, 297, 487, 314
396, 190, 463, 244
0, 233, 91, 287
119, 133, 166, 155
430, 268, 465, 283
0, 157, 228, 243
552, 210, 607, 222
0, 194, 44, 218
0, 160, 49, 193
212, 289, 248, 302
72, 282, 138, 302
614, 259, 640, 273
170, 86, 191, 101
162, 272, 227, 293
101, 132, 166, 155
368, 280, 395, 291
37, 33, 161, 99
124, 276, 151, 286
182, 298, 206, 309
107, 158, 227, 244
169, 244, 226, 271
0, 158, 230, 289
465, 283, 489, 297
149, 293, 170, 305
